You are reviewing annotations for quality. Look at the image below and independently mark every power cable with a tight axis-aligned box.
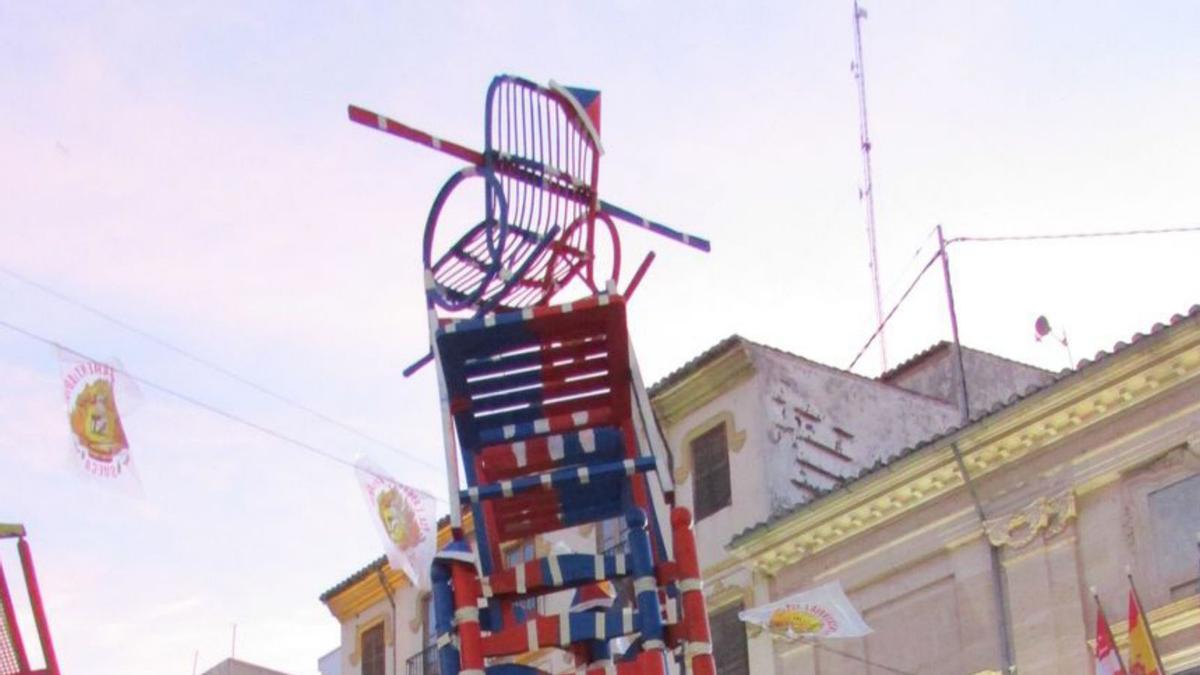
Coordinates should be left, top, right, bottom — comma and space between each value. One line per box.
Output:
0, 316, 448, 503
878, 225, 938, 307
948, 224, 1200, 245
0, 265, 434, 471
846, 250, 941, 372
847, 223, 1200, 373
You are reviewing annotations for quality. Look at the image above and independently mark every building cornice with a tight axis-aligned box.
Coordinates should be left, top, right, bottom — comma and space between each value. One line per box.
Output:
651, 342, 755, 428
728, 319, 1200, 576
324, 514, 472, 621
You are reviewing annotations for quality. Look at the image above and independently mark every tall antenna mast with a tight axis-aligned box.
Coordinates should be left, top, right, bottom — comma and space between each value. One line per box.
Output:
852, 0, 887, 371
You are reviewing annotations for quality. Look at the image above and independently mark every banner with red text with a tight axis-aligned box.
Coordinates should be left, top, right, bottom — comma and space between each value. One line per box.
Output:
58, 351, 141, 494
355, 457, 437, 587
739, 581, 872, 640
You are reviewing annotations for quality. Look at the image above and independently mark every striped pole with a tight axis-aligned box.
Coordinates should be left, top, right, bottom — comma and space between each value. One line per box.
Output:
431, 562, 461, 675
425, 273, 463, 531
348, 105, 710, 253
671, 508, 715, 675
0, 556, 30, 672
626, 509, 665, 653
450, 558, 485, 675
17, 538, 58, 675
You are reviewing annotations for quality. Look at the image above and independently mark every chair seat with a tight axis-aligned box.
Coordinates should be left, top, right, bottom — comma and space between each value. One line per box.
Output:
462, 456, 655, 505
482, 608, 640, 658
478, 427, 624, 479
480, 552, 633, 598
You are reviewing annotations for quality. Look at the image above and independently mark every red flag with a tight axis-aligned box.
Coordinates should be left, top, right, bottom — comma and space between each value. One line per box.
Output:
1094, 600, 1125, 675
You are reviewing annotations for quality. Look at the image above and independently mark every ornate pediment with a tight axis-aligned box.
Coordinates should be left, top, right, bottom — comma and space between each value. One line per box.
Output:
984, 491, 1077, 549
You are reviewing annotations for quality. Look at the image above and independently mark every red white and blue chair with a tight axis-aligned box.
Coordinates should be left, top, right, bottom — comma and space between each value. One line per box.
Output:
427, 293, 715, 675
349, 74, 715, 675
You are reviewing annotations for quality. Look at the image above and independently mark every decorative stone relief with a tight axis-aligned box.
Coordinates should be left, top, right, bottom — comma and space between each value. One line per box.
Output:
984, 491, 1077, 549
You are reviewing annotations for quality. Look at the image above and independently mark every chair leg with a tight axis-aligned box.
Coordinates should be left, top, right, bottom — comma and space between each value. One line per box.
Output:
450, 557, 487, 675
626, 508, 665, 652
671, 508, 716, 675
433, 561, 461, 675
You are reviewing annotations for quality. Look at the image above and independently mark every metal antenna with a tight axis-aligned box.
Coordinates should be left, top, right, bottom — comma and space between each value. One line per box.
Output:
852, 0, 887, 371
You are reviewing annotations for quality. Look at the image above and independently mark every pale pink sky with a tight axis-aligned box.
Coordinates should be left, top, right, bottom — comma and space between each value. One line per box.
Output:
2, 2, 1198, 674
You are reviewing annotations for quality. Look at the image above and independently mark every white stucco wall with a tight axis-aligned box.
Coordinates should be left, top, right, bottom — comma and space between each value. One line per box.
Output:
663, 369, 769, 570
885, 346, 1055, 418
754, 347, 964, 515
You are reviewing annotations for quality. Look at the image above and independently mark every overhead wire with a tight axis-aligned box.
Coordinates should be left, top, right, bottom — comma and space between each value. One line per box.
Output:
948, 224, 1200, 245
846, 223, 1200, 373
0, 265, 437, 472
878, 225, 938, 306
0, 316, 449, 504
846, 250, 942, 372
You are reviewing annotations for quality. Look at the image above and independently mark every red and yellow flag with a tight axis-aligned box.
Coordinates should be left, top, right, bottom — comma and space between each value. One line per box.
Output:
1127, 587, 1162, 675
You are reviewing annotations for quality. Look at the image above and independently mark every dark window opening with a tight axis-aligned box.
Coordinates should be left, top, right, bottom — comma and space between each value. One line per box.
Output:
361, 622, 386, 675
692, 422, 731, 521
710, 601, 750, 675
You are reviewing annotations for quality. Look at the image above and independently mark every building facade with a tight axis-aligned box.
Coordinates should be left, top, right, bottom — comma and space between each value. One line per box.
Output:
321, 307, 1200, 674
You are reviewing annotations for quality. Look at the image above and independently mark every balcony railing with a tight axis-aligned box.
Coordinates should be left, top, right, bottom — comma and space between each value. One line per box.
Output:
405, 645, 440, 675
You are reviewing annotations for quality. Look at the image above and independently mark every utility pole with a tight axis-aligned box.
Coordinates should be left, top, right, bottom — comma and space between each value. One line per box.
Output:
852, 0, 888, 372
936, 225, 1016, 673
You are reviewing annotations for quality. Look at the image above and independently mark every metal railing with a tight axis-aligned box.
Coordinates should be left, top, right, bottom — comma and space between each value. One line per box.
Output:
405, 645, 440, 675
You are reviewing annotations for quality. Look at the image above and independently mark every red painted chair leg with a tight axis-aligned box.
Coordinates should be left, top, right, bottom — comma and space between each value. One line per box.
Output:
450, 559, 486, 675
671, 508, 715, 675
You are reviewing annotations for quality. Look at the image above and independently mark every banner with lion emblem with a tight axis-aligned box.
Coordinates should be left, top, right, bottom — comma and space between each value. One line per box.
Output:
739, 581, 871, 640
59, 351, 141, 492
355, 457, 436, 587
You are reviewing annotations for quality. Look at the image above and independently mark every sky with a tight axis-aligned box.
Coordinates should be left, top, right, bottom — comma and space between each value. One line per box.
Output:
2, 2, 1199, 674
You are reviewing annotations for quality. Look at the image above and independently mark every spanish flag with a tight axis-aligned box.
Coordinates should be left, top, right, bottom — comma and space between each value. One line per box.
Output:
1127, 582, 1164, 675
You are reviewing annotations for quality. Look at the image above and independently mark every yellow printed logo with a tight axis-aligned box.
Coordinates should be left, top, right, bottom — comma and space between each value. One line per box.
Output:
63, 359, 132, 479
769, 608, 825, 634
766, 603, 840, 637
69, 379, 128, 462
377, 487, 424, 551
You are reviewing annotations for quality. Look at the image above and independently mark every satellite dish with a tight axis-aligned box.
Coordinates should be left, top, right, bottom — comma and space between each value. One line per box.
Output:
1034, 315, 1052, 341
1033, 314, 1074, 367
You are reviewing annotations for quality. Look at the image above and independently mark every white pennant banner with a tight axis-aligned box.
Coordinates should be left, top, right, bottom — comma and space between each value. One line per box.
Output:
58, 350, 142, 494
355, 457, 437, 587
739, 581, 872, 640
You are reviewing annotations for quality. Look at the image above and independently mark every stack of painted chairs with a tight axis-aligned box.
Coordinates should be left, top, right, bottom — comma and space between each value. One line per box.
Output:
428, 292, 716, 675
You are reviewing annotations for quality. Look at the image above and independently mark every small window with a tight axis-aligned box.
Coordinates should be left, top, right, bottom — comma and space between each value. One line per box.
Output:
692, 423, 731, 521
1148, 473, 1200, 598
710, 602, 749, 675
361, 622, 386, 675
